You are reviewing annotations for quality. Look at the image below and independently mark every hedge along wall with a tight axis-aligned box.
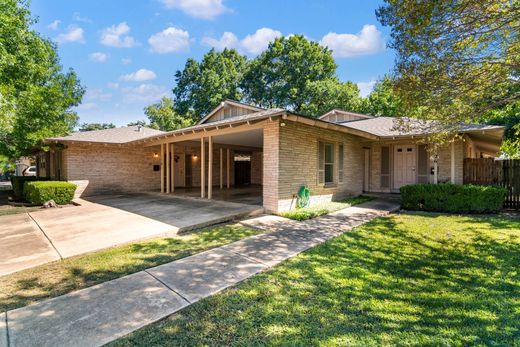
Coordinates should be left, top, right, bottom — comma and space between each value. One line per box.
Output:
10, 176, 50, 200
400, 183, 507, 213
24, 181, 77, 205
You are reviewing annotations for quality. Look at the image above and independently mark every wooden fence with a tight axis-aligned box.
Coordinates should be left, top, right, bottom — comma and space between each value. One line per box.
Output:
463, 158, 520, 210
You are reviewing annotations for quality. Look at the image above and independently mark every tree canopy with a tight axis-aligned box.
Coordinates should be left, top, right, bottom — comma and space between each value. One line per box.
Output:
0, 0, 84, 159
144, 97, 195, 131
78, 123, 116, 132
360, 76, 403, 117
377, 0, 519, 130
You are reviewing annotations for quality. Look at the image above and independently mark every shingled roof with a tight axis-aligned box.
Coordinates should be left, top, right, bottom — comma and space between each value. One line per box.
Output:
45, 126, 165, 144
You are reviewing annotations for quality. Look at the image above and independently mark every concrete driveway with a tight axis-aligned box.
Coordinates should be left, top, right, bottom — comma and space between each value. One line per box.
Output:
0, 193, 262, 276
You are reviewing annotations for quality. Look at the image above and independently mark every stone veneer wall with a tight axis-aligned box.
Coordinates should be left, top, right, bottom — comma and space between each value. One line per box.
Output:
64, 143, 162, 196
275, 120, 365, 212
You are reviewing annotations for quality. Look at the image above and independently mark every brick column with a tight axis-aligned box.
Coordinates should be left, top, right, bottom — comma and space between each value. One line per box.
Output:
263, 120, 280, 212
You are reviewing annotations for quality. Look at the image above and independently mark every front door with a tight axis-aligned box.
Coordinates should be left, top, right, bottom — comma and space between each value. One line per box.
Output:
174, 153, 185, 187
393, 145, 416, 189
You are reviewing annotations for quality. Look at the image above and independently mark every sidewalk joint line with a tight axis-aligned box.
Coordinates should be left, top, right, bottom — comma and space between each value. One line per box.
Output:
27, 212, 63, 260
220, 249, 271, 268
144, 270, 192, 305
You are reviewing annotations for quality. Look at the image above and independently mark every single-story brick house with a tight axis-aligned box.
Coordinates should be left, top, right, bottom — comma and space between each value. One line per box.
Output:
37, 99, 504, 212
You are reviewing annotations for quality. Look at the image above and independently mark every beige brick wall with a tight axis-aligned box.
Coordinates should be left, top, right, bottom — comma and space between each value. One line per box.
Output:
276, 120, 364, 212
64, 143, 161, 196
263, 120, 279, 212
251, 150, 263, 185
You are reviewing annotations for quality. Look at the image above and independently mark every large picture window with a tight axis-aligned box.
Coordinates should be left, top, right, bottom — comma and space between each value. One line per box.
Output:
318, 141, 335, 185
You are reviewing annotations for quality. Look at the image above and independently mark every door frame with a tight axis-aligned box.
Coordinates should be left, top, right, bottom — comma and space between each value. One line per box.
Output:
392, 144, 417, 191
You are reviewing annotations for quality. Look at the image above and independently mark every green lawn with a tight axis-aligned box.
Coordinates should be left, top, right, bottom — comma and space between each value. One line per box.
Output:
0, 224, 261, 311
112, 213, 520, 346
280, 195, 373, 220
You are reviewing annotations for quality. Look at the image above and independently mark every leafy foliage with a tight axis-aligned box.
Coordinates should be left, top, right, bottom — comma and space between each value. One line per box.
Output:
483, 100, 520, 158
78, 123, 116, 132
24, 181, 76, 205
377, 0, 520, 131
144, 97, 195, 131
361, 76, 403, 117
298, 79, 363, 117
0, 0, 85, 158
10, 176, 50, 200
173, 48, 247, 118
400, 183, 507, 213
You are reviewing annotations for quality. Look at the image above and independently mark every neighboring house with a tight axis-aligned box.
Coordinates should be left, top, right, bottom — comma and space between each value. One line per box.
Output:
38, 100, 504, 212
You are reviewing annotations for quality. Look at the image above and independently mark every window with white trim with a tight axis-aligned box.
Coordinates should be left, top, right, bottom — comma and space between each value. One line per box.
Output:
318, 141, 335, 185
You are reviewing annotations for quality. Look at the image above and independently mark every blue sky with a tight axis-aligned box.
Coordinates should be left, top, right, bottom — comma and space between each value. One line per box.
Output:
30, 0, 395, 126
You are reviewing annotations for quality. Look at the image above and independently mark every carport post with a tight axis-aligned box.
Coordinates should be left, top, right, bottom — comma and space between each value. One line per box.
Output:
201, 137, 205, 198
166, 141, 170, 193
174, 143, 175, 193
227, 148, 230, 189
208, 136, 213, 199
220, 148, 223, 189
160, 143, 164, 193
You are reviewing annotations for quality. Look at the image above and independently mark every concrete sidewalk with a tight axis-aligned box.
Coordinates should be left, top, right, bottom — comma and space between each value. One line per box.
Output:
2, 199, 399, 347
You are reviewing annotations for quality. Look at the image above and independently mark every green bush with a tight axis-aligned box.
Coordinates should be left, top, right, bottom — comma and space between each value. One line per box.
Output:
10, 176, 50, 200
400, 183, 506, 213
24, 181, 77, 205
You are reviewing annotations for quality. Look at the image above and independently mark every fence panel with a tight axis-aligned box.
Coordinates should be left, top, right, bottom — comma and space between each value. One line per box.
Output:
463, 158, 520, 210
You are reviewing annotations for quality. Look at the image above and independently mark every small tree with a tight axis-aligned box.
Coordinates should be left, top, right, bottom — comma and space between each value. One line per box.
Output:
78, 123, 116, 132
144, 97, 195, 131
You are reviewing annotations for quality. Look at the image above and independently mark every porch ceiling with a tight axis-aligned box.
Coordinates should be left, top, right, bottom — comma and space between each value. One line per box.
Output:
212, 129, 263, 148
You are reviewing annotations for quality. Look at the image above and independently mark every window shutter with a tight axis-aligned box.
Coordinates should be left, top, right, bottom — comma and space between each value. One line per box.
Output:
318, 141, 324, 184
381, 146, 390, 188
417, 144, 428, 183
338, 143, 344, 183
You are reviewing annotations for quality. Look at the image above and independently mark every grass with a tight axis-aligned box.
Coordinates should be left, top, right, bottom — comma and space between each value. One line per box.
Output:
111, 213, 520, 346
280, 195, 373, 221
0, 224, 261, 311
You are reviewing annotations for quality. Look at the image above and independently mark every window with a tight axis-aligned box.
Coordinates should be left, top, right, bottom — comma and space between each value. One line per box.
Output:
338, 143, 344, 183
318, 141, 335, 185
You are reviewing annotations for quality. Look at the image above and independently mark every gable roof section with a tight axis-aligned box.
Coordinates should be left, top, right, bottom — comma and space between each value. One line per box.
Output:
197, 99, 264, 125
319, 109, 374, 121
45, 126, 165, 144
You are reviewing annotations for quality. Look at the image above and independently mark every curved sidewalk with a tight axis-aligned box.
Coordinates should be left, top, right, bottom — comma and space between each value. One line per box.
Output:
1, 199, 399, 347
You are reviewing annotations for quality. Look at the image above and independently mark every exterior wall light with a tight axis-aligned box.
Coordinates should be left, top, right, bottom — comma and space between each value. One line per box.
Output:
280, 122, 286, 127
153, 153, 159, 158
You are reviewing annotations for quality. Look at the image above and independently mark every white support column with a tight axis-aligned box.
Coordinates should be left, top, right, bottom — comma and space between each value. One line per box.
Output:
171, 143, 175, 192
201, 137, 205, 198
450, 141, 455, 184
166, 142, 170, 193
160, 143, 164, 193
208, 136, 213, 199
226, 148, 230, 189
220, 148, 223, 189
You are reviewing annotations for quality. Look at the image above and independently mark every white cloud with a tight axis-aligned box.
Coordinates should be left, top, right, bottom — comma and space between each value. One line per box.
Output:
107, 82, 120, 89
202, 27, 282, 55
120, 69, 157, 82
121, 84, 168, 103
201, 32, 238, 51
77, 102, 98, 111
357, 80, 376, 97
320, 24, 385, 58
160, 0, 229, 20
48, 20, 60, 30
89, 52, 109, 62
73, 12, 93, 23
121, 57, 132, 65
148, 27, 190, 54
55, 25, 85, 44
84, 88, 112, 102
100, 22, 137, 48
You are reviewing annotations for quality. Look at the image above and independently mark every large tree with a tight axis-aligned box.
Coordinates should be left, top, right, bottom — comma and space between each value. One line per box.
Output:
299, 79, 363, 117
377, 0, 519, 130
0, 0, 85, 158
78, 123, 116, 132
144, 97, 195, 131
242, 35, 338, 113
361, 76, 403, 117
173, 48, 247, 118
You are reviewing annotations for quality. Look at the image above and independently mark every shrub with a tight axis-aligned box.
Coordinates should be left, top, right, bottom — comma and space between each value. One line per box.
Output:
10, 176, 50, 200
400, 183, 506, 213
24, 181, 77, 205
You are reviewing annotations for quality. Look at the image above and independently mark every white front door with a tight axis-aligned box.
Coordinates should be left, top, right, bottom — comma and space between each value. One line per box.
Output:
393, 145, 416, 189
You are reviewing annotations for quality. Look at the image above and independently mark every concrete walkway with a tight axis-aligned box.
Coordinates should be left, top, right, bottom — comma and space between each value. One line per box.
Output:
0, 195, 262, 276
2, 199, 399, 347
